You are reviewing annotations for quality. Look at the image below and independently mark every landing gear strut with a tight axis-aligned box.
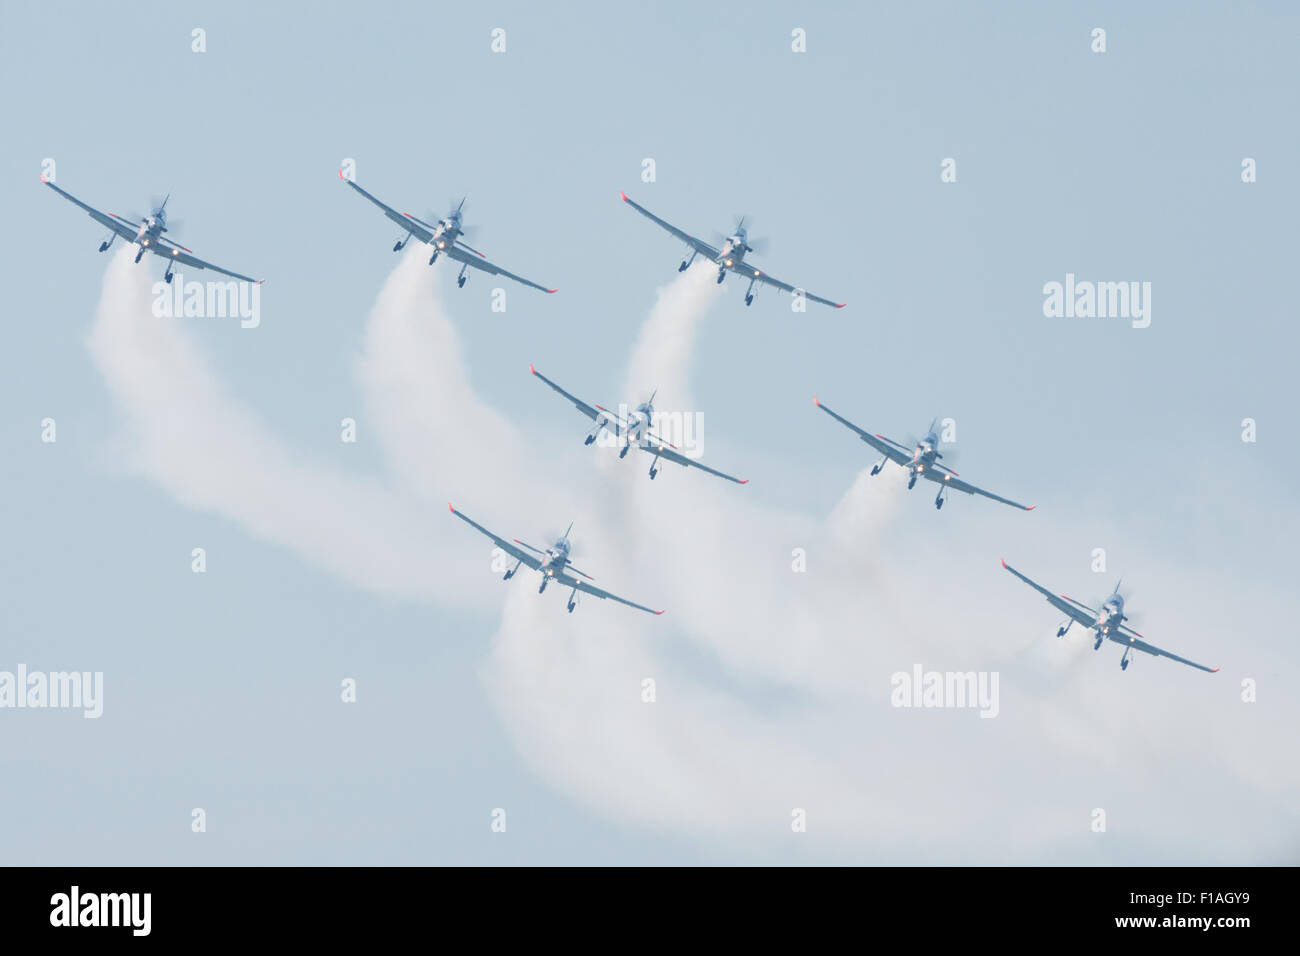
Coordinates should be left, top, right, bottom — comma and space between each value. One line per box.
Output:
98, 235, 114, 253
618, 442, 630, 459
934, 489, 945, 510
1093, 634, 1104, 651
429, 250, 439, 264
503, 559, 521, 581
457, 263, 468, 288
716, 267, 726, 285
1121, 649, 1131, 671
744, 278, 757, 306
1056, 621, 1071, 638
165, 264, 175, 284
678, 249, 697, 272
134, 247, 145, 264
567, 586, 578, 613
907, 471, 918, 490
538, 577, 548, 595
393, 232, 410, 252
870, 457, 886, 477
649, 453, 661, 479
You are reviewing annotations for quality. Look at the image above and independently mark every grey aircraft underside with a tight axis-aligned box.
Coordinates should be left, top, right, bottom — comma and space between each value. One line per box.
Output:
1001, 560, 1219, 673
43, 177, 261, 283
341, 172, 556, 294
448, 504, 663, 615
814, 397, 1034, 511
530, 364, 748, 484
620, 191, 845, 309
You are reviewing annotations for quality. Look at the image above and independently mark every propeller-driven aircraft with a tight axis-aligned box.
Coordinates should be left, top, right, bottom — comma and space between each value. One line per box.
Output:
814, 398, 1034, 511
620, 191, 844, 309
42, 177, 261, 284
448, 504, 664, 615
341, 172, 556, 294
1001, 560, 1219, 673
530, 364, 748, 484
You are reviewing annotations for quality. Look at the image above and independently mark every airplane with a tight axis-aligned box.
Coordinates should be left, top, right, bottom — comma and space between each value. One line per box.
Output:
1001, 559, 1220, 673
530, 364, 749, 485
42, 176, 261, 284
813, 397, 1034, 511
620, 191, 845, 309
340, 171, 557, 294
447, 503, 664, 615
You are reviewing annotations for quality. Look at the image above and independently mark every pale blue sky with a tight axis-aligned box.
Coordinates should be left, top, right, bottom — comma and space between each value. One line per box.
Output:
1, 1, 1297, 864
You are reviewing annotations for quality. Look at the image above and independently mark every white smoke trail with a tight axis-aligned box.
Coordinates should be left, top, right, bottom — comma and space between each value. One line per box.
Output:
86, 248, 481, 605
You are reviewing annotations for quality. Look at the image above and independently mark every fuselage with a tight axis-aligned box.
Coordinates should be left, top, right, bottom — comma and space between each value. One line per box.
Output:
1095, 594, 1125, 633
136, 212, 165, 247
718, 230, 748, 268
430, 213, 461, 250
910, 431, 941, 474
624, 402, 654, 442
538, 538, 571, 579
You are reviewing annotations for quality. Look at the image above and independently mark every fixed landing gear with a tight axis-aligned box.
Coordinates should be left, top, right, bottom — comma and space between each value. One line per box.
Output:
538, 577, 548, 595
934, 492, 945, 510
457, 263, 468, 288
583, 434, 596, 446
429, 251, 439, 264
678, 249, 697, 272
1121, 655, 1130, 671
907, 472, 918, 490
567, 586, 578, 613
1056, 622, 1071, 638
134, 247, 145, 264
98, 239, 112, 252
503, 559, 521, 581
1093, 634, 1104, 651
716, 268, 726, 285
870, 457, 886, 477
619, 443, 630, 459
393, 238, 407, 252
165, 266, 175, 284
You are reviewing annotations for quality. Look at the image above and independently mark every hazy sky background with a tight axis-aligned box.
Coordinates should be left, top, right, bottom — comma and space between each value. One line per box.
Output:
2, 1, 1297, 864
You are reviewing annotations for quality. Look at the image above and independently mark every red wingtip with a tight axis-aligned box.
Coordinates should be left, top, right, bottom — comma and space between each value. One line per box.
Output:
546, 288, 558, 294
835, 302, 847, 309
1000, 558, 1008, 569
1210, 667, 1221, 674
654, 609, 665, 615
1024, 505, 1036, 511
529, 363, 537, 374
738, 479, 750, 485
254, 279, 265, 285
338, 169, 345, 180
447, 502, 455, 513
40, 173, 48, 183
620, 190, 629, 202
813, 395, 820, 407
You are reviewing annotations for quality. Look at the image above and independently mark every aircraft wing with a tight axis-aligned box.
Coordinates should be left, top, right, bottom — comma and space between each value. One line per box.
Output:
444, 244, 556, 294
43, 179, 141, 241
150, 237, 261, 283
340, 173, 434, 244
813, 398, 913, 466
924, 468, 1035, 512
558, 571, 664, 616
1106, 626, 1219, 673
447, 504, 543, 571
727, 261, 846, 309
530, 364, 619, 426
620, 191, 721, 260
1001, 559, 1099, 626
637, 441, 748, 485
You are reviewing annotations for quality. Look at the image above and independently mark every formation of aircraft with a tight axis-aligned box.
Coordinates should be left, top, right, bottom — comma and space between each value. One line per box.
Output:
530, 364, 748, 485
39, 172, 1220, 665
448, 504, 663, 615
340, 171, 557, 294
42, 177, 261, 284
1000, 560, 1219, 673
813, 398, 1034, 512
620, 191, 846, 309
